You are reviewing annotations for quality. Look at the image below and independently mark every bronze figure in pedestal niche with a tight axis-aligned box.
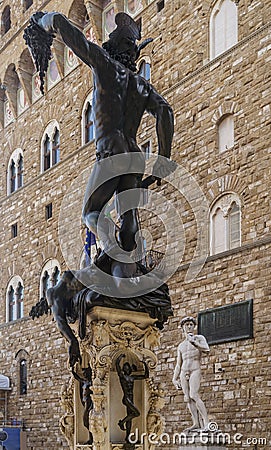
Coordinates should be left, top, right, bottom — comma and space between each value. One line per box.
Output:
72, 363, 93, 445
116, 354, 149, 445
26, 11, 175, 365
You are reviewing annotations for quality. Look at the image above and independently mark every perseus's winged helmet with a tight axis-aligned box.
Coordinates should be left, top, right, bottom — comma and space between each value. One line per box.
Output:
102, 12, 153, 69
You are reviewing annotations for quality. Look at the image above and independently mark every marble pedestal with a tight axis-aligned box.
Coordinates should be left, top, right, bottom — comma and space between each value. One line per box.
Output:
60, 307, 165, 450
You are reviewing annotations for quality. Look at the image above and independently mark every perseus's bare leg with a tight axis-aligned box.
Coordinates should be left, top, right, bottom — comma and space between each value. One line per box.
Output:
116, 173, 142, 252
82, 162, 120, 251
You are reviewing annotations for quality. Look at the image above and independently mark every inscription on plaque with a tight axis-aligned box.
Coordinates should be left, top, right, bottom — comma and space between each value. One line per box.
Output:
198, 299, 253, 345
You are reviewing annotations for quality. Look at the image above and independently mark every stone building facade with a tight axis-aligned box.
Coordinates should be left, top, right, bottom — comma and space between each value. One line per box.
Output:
0, 0, 270, 449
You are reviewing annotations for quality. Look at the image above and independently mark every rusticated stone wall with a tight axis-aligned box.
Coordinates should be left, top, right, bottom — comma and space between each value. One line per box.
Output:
0, 0, 270, 449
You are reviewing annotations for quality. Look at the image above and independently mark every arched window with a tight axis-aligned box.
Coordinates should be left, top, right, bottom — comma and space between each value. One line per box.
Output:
47, 58, 61, 89
68, 0, 89, 30
85, 102, 94, 143
40, 259, 61, 297
17, 154, 24, 188
103, 4, 116, 41
124, 0, 143, 17
210, 0, 238, 59
43, 134, 50, 170
10, 160, 16, 193
141, 140, 152, 160
8, 286, 15, 322
82, 93, 95, 146
7, 149, 24, 195
3, 64, 21, 123
32, 71, 42, 102
210, 193, 241, 255
17, 81, 28, 115
41, 121, 61, 172
19, 359, 27, 394
15, 350, 29, 396
17, 48, 37, 104
41, 270, 50, 297
218, 114, 234, 152
16, 282, 24, 319
6, 276, 24, 322
1, 6, 11, 35
138, 59, 151, 82
52, 128, 60, 165
52, 266, 60, 286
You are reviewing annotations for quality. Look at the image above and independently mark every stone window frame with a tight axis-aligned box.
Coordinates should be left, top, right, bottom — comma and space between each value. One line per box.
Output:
11, 222, 18, 239
3, 63, 20, 125
19, 359, 27, 395
209, 0, 238, 60
17, 79, 29, 116
40, 120, 61, 172
1, 5, 11, 35
217, 113, 235, 153
15, 349, 29, 397
6, 275, 24, 322
7, 148, 24, 195
124, 0, 144, 18
47, 58, 61, 90
81, 92, 95, 146
32, 71, 43, 102
210, 192, 242, 256
137, 56, 151, 82
45, 202, 53, 221
102, 2, 116, 42
141, 138, 152, 160
39, 258, 61, 298
68, 0, 90, 30
212, 102, 238, 153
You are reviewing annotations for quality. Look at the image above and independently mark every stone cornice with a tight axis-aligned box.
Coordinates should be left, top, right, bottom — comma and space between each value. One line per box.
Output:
163, 21, 271, 97
176, 234, 271, 274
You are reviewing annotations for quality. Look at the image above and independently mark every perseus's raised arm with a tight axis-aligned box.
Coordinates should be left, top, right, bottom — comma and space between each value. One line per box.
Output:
34, 12, 106, 69
146, 87, 174, 159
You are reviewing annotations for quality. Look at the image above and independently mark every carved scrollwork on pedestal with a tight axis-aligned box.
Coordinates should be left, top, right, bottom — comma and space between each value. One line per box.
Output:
146, 378, 166, 447
89, 377, 107, 449
59, 377, 75, 449
106, 321, 150, 347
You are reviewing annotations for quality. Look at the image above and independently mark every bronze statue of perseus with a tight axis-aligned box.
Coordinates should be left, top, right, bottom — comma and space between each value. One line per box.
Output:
26, 11, 175, 367
24, 11, 175, 254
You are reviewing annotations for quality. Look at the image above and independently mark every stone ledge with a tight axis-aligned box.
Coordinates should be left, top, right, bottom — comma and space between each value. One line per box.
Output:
86, 306, 157, 328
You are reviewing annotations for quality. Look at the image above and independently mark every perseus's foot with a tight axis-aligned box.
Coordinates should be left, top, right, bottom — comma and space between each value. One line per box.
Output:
118, 419, 125, 431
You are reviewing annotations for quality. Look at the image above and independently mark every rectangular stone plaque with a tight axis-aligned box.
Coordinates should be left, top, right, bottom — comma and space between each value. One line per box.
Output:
198, 299, 253, 345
